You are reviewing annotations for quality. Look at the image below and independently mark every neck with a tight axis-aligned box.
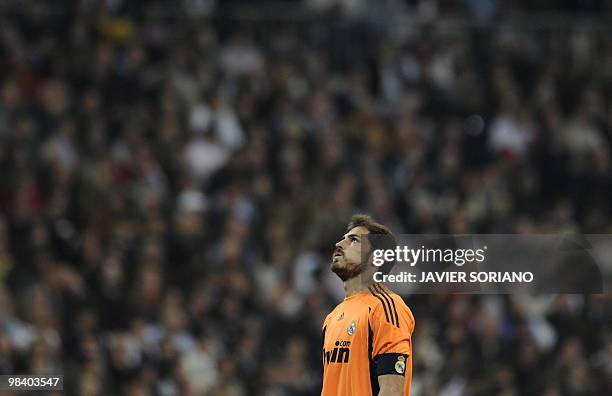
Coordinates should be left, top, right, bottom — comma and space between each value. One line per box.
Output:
344, 274, 369, 297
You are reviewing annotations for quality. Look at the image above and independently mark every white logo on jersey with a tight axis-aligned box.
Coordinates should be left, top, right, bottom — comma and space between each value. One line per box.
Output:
347, 321, 356, 335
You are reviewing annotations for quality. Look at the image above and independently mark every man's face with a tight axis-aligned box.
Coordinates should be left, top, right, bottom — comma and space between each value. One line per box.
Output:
331, 226, 370, 281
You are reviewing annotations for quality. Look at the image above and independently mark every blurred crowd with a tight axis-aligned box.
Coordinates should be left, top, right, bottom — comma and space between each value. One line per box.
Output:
1, 0, 611, 395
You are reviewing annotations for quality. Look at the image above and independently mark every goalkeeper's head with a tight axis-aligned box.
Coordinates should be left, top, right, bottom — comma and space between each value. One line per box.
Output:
331, 214, 396, 282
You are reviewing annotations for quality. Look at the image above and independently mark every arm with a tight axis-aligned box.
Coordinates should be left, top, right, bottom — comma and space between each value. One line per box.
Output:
378, 374, 405, 395
368, 287, 415, 395
374, 353, 408, 395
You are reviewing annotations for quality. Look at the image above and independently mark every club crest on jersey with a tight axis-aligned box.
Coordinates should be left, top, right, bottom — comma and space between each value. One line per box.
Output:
347, 321, 356, 335
395, 355, 406, 374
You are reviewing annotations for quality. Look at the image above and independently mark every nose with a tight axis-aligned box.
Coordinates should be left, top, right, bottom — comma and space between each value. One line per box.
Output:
335, 239, 346, 249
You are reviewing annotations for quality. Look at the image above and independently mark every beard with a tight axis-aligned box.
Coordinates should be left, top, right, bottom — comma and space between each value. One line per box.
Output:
331, 260, 367, 281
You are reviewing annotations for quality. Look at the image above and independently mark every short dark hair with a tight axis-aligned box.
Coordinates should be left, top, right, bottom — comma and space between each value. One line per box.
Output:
346, 214, 397, 275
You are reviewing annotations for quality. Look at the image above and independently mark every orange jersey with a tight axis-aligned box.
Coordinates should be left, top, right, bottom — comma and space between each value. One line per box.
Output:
321, 284, 415, 396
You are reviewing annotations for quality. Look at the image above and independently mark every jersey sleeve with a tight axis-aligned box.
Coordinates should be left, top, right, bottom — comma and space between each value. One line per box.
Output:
368, 291, 414, 376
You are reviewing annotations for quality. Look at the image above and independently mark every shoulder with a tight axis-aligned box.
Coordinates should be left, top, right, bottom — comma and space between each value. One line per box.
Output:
364, 284, 400, 312
366, 284, 415, 331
